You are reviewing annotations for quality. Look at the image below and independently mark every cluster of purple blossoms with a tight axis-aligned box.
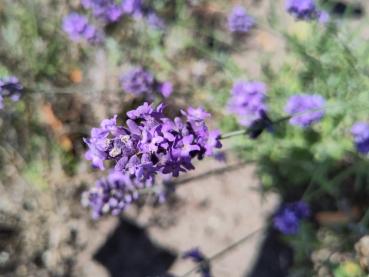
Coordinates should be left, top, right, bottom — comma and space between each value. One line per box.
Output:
273, 201, 310, 235
62, 13, 103, 43
84, 103, 222, 182
228, 6, 255, 33
82, 171, 149, 219
285, 0, 330, 23
0, 76, 23, 110
183, 248, 212, 277
284, 94, 325, 128
82, 0, 142, 22
351, 122, 369, 154
228, 81, 268, 127
120, 67, 173, 98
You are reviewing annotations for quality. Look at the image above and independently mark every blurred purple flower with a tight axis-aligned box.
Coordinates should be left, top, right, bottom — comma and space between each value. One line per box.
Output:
183, 248, 212, 277
351, 122, 369, 154
285, 0, 330, 22
285, 94, 325, 128
158, 81, 173, 98
84, 103, 222, 182
228, 6, 255, 33
273, 201, 310, 235
228, 81, 267, 127
120, 67, 155, 96
146, 12, 166, 30
0, 76, 23, 109
62, 13, 103, 43
121, 0, 143, 18
82, 0, 124, 22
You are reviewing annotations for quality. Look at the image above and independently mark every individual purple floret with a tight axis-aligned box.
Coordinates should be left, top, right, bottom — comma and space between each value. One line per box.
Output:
228, 6, 255, 33
0, 76, 23, 109
228, 81, 267, 127
120, 67, 155, 96
158, 81, 173, 98
183, 248, 212, 277
351, 122, 369, 154
273, 201, 310, 235
285, 0, 330, 22
82, 171, 151, 219
84, 103, 222, 182
285, 94, 325, 128
62, 13, 102, 43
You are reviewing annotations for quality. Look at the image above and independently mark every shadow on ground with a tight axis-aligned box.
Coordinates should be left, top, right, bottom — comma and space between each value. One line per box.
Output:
94, 218, 176, 277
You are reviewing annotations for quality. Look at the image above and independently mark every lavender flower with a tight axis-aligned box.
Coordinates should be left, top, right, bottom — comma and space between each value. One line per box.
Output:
121, 0, 143, 18
285, 94, 325, 128
84, 103, 222, 182
0, 76, 23, 109
62, 13, 102, 43
285, 0, 330, 22
183, 248, 212, 277
273, 201, 310, 235
82, 0, 125, 22
120, 67, 155, 96
351, 122, 369, 154
228, 6, 255, 33
81, 171, 151, 219
228, 81, 267, 127
146, 12, 166, 30
120, 67, 173, 99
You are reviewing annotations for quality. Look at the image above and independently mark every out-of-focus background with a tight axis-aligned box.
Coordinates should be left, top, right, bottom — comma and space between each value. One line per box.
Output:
2, 0, 369, 276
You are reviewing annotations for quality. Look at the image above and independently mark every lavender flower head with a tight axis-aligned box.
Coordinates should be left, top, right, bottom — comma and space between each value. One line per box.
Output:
120, 67, 155, 96
228, 81, 267, 127
183, 248, 212, 277
84, 103, 222, 182
285, 0, 330, 22
273, 201, 310, 235
146, 12, 166, 30
82, 0, 126, 22
351, 122, 369, 154
0, 76, 23, 109
120, 67, 173, 98
121, 0, 143, 18
82, 171, 151, 219
228, 6, 255, 33
62, 13, 102, 43
285, 94, 325, 128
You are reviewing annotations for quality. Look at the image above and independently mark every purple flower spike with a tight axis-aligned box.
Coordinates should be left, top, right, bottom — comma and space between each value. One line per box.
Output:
81, 171, 150, 219
84, 103, 222, 182
228, 81, 267, 127
285, 94, 325, 128
351, 122, 369, 154
228, 6, 255, 33
273, 201, 310, 235
120, 67, 155, 96
62, 13, 103, 43
285, 0, 330, 22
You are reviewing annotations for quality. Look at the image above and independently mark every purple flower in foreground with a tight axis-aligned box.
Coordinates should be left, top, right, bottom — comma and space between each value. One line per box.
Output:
273, 201, 310, 235
285, 0, 330, 22
228, 81, 267, 127
351, 122, 369, 154
183, 248, 212, 277
228, 6, 255, 33
0, 76, 23, 109
285, 94, 325, 128
84, 103, 222, 182
62, 13, 102, 43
